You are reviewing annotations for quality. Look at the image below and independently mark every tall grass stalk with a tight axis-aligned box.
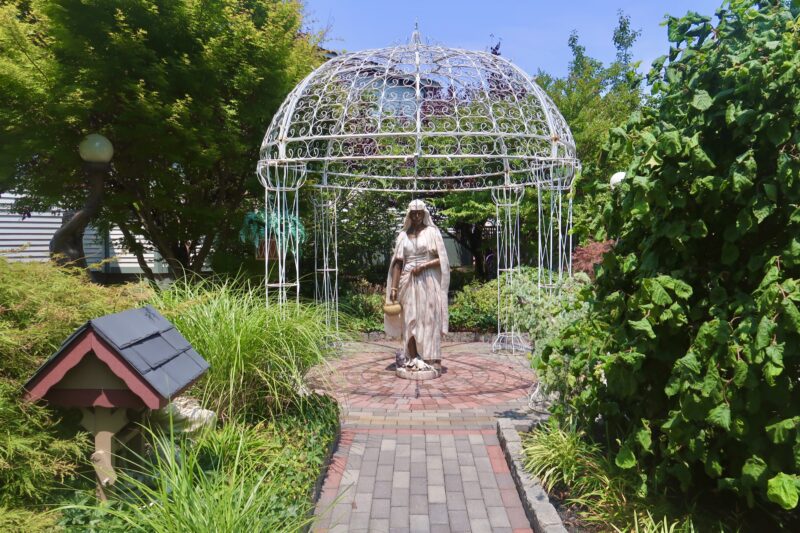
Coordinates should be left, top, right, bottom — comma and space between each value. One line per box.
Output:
523, 419, 699, 533
63, 423, 314, 532
151, 277, 341, 419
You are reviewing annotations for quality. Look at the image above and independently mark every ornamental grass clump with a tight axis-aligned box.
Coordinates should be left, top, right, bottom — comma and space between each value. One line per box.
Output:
59, 416, 336, 533
151, 277, 341, 419
523, 420, 701, 532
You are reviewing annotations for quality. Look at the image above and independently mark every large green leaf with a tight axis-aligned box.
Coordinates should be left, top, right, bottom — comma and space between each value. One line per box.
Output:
615, 443, 637, 469
691, 90, 713, 111
707, 403, 731, 430
767, 473, 800, 510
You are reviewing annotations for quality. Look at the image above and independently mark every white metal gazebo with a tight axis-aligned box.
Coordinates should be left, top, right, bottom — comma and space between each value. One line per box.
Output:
257, 28, 579, 352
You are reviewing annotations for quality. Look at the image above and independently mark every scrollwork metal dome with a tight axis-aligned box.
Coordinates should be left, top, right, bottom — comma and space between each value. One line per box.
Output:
259, 30, 577, 192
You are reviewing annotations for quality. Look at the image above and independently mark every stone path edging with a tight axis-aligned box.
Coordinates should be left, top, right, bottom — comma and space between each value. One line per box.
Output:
497, 419, 567, 533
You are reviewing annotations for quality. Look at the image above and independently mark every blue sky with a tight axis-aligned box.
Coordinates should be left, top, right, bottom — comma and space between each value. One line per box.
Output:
302, 1, 724, 78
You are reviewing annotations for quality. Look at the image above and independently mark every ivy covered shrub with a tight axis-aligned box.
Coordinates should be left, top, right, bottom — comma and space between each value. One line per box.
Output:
539, 1, 800, 514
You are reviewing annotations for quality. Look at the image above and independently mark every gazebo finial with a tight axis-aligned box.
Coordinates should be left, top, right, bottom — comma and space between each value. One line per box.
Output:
411, 21, 421, 45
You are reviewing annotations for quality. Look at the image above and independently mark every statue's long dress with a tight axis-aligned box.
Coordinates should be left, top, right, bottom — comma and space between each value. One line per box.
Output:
385, 226, 450, 361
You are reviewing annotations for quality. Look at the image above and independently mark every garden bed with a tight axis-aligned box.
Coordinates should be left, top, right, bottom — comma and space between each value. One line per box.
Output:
0, 259, 343, 532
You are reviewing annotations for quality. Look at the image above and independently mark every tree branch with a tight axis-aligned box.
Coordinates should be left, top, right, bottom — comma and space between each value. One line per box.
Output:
118, 221, 156, 283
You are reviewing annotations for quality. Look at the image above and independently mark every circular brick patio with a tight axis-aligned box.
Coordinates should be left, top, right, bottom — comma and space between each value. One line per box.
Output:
311, 343, 535, 411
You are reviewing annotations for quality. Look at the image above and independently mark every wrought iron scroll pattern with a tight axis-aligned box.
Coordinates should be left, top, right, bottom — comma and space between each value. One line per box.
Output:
259, 37, 577, 192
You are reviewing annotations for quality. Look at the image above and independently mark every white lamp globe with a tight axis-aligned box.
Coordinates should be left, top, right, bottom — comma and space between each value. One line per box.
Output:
610, 171, 626, 189
78, 133, 114, 163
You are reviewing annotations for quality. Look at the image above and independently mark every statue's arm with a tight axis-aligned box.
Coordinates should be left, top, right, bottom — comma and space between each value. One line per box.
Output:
390, 259, 402, 301
411, 257, 439, 275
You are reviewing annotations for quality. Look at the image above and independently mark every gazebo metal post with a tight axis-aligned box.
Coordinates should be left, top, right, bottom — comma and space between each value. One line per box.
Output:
313, 188, 340, 331
258, 161, 306, 312
536, 174, 573, 294
491, 186, 527, 354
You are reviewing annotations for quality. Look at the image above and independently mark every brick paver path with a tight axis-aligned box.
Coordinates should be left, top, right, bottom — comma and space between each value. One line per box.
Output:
309, 341, 536, 533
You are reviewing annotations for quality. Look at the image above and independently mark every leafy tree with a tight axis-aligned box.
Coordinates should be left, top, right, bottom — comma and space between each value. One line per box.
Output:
534, 11, 644, 245
0, 0, 322, 276
539, 0, 800, 517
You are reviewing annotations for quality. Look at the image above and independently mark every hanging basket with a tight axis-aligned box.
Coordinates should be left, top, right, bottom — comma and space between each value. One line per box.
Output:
255, 239, 278, 260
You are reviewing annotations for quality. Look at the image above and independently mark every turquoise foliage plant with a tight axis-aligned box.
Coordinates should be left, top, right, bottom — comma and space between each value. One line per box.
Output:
537, 0, 800, 513
239, 211, 307, 255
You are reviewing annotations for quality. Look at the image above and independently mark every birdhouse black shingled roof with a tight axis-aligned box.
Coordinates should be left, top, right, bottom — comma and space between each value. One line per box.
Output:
25, 305, 209, 400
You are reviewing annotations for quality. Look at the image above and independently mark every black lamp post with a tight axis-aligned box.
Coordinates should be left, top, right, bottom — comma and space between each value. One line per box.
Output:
50, 133, 113, 268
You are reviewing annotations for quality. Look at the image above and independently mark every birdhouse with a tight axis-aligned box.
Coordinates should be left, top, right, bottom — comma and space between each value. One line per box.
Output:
23, 305, 209, 499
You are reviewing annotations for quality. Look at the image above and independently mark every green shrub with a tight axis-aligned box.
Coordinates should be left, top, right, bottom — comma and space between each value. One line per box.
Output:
150, 278, 341, 419
0, 378, 88, 507
0, 259, 145, 511
509, 268, 590, 362
539, 1, 800, 515
62, 398, 337, 533
0, 505, 60, 532
449, 280, 498, 332
0, 257, 152, 380
340, 292, 385, 332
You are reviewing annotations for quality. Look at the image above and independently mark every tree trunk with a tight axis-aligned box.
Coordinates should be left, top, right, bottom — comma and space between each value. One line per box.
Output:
50, 167, 104, 268
468, 223, 486, 279
118, 222, 156, 282
444, 220, 488, 280
190, 231, 216, 273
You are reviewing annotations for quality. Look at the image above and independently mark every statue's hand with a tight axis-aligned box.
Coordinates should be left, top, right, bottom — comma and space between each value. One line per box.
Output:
390, 287, 398, 302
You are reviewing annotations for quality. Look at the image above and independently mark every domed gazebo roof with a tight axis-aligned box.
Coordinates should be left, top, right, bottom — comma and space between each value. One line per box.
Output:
259, 29, 577, 192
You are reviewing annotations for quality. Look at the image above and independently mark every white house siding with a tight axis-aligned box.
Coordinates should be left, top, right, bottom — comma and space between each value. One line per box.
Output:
0, 193, 163, 273
0, 194, 64, 262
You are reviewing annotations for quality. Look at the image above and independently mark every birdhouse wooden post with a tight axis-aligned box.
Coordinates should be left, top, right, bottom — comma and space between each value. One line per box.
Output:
23, 305, 209, 500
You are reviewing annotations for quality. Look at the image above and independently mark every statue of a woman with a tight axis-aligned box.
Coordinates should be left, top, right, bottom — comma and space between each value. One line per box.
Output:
385, 199, 450, 371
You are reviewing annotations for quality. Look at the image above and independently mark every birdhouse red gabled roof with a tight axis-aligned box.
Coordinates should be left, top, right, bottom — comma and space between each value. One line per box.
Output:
24, 306, 209, 409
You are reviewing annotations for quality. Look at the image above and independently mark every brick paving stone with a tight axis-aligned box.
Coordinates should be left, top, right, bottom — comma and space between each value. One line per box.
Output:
410, 494, 428, 514
427, 469, 445, 485
350, 512, 370, 530
470, 517, 493, 533
377, 464, 394, 481
370, 518, 390, 532
463, 480, 482, 499
375, 480, 393, 498
409, 514, 429, 532
482, 487, 504, 507
466, 499, 489, 519
506, 505, 531, 529
444, 474, 462, 491
488, 506, 513, 528
390, 506, 410, 528
372, 498, 391, 519
427, 485, 446, 503
447, 491, 467, 511
449, 509, 471, 531
310, 342, 538, 532
393, 490, 410, 507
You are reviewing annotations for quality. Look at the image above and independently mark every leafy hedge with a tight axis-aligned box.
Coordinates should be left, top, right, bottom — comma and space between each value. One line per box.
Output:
539, 1, 800, 514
